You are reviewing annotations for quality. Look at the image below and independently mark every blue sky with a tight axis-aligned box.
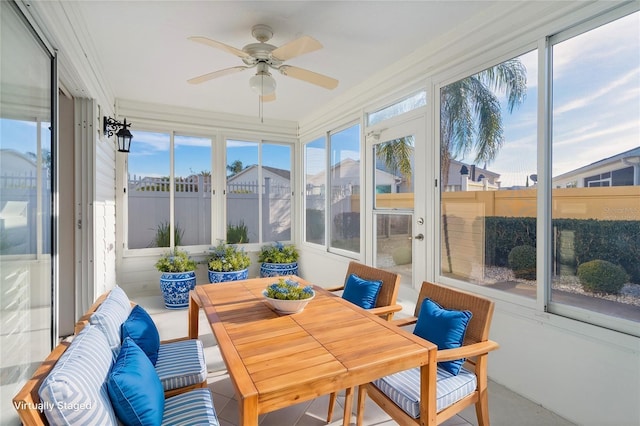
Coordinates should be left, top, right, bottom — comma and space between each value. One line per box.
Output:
493, 12, 639, 187
2, 13, 637, 188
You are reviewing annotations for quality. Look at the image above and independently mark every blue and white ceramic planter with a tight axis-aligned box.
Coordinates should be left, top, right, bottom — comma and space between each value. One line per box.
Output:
259, 262, 298, 278
208, 268, 249, 283
159, 271, 196, 310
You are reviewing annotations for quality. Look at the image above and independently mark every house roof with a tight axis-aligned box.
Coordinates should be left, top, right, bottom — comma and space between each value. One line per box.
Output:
553, 146, 640, 180
227, 165, 290, 182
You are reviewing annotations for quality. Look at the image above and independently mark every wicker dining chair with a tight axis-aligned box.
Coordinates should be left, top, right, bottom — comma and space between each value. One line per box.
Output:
325, 261, 403, 423
355, 281, 499, 426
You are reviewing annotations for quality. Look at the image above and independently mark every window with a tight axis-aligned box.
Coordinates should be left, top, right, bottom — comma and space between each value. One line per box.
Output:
225, 139, 292, 244
174, 135, 212, 246
438, 9, 639, 333
329, 123, 361, 253
368, 91, 427, 126
226, 140, 258, 243
440, 50, 537, 296
128, 134, 293, 249
262, 143, 292, 242
585, 167, 634, 187
550, 11, 640, 325
127, 131, 171, 249
303, 123, 361, 253
304, 137, 326, 245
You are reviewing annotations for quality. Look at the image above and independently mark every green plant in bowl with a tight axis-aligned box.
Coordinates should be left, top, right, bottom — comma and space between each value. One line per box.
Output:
264, 278, 314, 300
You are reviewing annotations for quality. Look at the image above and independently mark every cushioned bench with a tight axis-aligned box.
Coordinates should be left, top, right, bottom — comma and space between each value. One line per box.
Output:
76, 286, 208, 398
13, 286, 218, 425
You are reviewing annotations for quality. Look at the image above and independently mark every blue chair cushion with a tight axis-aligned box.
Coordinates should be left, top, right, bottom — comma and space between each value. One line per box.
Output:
162, 389, 219, 425
342, 273, 383, 309
122, 304, 161, 365
372, 366, 477, 418
107, 337, 165, 426
413, 298, 472, 375
38, 325, 118, 425
155, 339, 207, 392
90, 285, 132, 358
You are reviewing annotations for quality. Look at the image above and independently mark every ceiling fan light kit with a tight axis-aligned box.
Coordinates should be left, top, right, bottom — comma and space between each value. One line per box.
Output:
249, 63, 276, 95
187, 24, 338, 99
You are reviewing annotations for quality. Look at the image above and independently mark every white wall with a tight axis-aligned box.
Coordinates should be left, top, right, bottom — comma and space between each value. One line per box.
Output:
490, 302, 639, 426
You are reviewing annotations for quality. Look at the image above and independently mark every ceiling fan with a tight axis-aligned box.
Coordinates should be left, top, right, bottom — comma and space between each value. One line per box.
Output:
187, 24, 339, 101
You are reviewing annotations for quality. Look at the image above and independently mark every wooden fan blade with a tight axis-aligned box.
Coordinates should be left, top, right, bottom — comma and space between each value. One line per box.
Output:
187, 66, 247, 85
188, 36, 250, 59
279, 66, 339, 90
261, 92, 276, 102
272, 35, 322, 61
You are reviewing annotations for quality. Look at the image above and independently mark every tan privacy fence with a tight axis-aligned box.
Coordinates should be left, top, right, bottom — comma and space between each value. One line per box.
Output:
440, 186, 640, 278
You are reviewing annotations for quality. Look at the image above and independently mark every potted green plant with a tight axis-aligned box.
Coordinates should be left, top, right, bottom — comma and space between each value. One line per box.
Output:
154, 248, 198, 309
258, 242, 299, 277
207, 241, 251, 283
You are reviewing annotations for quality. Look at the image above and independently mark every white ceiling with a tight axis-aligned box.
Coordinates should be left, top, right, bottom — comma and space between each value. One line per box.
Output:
72, 1, 499, 122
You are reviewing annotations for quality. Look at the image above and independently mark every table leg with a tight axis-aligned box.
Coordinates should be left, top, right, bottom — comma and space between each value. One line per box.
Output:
342, 387, 354, 426
188, 290, 201, 339
239, 395, 259, 426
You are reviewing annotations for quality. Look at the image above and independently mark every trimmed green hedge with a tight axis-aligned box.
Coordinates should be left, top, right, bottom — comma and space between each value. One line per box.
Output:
508, 245, 536, 280
483, 217, 639, 284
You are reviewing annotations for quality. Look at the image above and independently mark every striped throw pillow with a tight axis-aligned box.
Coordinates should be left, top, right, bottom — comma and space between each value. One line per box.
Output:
90, 285, 132, 357
39, 324, 118, 425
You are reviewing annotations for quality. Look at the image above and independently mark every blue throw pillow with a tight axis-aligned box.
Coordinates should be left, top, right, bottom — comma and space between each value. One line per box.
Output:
413, 298, 472, 375
342, 273, 383, 310
107, 337, 164, 426
121, 305, 161, 365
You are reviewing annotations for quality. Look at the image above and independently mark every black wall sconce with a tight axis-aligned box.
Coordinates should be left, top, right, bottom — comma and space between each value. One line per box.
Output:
103, 116, 133, 153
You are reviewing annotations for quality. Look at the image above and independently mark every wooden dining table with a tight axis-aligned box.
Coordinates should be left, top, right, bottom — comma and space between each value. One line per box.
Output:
189, 276, 436, 426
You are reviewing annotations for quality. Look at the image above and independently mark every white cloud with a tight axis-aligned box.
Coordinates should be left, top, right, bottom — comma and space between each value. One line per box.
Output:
554, 68, 640, 115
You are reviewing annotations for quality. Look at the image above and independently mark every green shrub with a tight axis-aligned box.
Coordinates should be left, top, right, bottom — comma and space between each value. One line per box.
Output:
577, 260, 628, 295
508, 245, 536, 280
153, 222, 183, 247
227, 221, 249, 244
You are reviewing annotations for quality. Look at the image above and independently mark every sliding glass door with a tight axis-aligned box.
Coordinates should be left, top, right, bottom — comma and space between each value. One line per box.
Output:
0, 2, 55, 423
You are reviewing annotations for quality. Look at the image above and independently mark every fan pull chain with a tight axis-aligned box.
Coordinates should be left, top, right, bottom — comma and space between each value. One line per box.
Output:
259, 94, 264, 123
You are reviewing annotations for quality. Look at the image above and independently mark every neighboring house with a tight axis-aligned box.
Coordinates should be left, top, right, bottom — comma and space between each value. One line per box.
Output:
227, 165, 290, 193
444, 159, 501, 192
553, 146, 640, 188
0, 149, 38, 176
307, 158, 401, 194
0, 149, 41, 254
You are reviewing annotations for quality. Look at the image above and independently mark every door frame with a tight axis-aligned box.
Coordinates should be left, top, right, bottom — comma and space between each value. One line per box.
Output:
364, 112, 427, 290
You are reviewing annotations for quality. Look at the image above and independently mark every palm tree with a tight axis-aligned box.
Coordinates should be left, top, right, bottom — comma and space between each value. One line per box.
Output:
440, 58, 527, 272
375, 136, 414, 184
440, 58, 527, 186
226, 160, 244, 176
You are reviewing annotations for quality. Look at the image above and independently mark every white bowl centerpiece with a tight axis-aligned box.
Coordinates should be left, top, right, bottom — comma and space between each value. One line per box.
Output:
263, 278, 315, 314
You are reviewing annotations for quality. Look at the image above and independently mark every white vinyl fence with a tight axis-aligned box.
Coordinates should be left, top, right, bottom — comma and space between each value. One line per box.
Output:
0, 171, 51, 255
127, 175, 292, 248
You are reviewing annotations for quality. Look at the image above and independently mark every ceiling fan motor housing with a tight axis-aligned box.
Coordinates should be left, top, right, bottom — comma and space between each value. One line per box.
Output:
251, 24, 273, 43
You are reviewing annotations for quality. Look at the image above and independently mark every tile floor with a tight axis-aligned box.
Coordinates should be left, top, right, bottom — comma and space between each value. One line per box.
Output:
137, 291, 576, 426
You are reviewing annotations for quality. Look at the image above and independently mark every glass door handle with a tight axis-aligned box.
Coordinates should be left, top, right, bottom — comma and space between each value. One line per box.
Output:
413, 233, 424, 241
